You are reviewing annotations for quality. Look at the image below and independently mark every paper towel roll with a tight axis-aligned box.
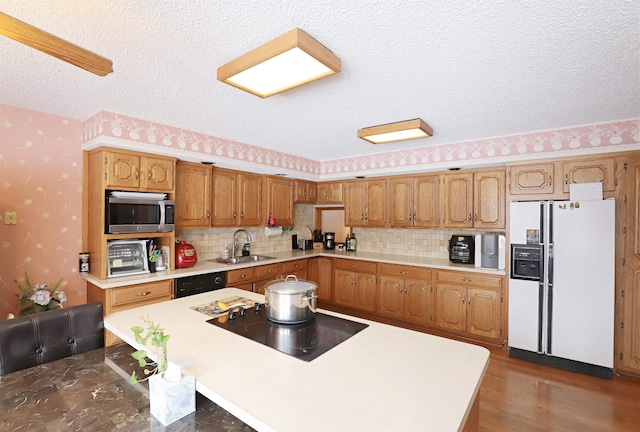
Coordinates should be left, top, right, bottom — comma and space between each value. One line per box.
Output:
264, 226, 283, 237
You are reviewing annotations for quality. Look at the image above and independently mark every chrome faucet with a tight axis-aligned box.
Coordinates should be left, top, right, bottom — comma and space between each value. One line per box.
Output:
231, 229, 253, 259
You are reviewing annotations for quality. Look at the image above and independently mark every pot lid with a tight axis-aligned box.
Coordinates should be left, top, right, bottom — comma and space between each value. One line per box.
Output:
265, 275, 317, 294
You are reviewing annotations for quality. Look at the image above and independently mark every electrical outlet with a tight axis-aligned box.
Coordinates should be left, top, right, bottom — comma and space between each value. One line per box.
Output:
4, 210, 17, 225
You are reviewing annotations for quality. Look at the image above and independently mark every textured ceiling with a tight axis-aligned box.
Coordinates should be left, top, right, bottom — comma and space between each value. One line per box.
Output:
1, 1, 638, 162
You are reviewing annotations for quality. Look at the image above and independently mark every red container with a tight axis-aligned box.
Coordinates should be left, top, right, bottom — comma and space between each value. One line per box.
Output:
175, 241, 197, 268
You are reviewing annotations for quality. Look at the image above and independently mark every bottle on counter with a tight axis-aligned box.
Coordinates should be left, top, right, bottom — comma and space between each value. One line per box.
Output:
347, 233, 357, 251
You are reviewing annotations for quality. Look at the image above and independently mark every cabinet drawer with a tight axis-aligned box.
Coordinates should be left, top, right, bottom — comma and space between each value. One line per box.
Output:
281, 259, 307, 274
227, 267, 256, 284
334, 259, 377, 274
379, 263, 431, 280
110, 280, 173, 307
437, 271, 502, 289
255, 263, 280, 280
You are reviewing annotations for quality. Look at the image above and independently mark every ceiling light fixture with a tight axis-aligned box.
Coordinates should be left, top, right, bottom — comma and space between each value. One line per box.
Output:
217, 28, 341, 98
0, 12, 113, 76
357, 118, 433, 144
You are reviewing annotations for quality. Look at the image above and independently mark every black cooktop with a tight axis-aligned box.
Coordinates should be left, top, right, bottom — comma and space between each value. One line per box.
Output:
207, 305, 368, 362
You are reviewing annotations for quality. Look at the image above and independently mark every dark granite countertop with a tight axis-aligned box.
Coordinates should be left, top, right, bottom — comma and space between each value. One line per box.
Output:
0, 343, 255, 432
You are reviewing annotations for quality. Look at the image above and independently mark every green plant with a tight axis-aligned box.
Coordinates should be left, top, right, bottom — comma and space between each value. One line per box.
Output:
14, 272, 66, 316
129, 315, 170, 384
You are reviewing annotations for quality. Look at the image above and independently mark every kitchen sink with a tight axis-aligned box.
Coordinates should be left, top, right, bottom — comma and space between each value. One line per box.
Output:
209, 255, 276, 265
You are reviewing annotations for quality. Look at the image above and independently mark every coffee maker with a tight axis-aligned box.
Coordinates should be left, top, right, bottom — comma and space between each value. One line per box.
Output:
324, 232, 335, 250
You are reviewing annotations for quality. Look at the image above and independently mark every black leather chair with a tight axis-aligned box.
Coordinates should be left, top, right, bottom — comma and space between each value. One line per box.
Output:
0, 301, 104, 376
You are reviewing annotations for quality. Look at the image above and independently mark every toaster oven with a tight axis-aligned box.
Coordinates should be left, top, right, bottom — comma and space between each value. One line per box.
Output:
107, 240, 149, 278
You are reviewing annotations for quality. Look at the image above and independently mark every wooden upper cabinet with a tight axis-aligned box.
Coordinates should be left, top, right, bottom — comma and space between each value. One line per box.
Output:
211, 168, 238, 226
238, 173, 262, 226
175, 161, 211, 228
443, 170, 505, 229
294, 180, 317, 204
389, 175, 440, 228
104, 150, 174, 191
344, 180, 387, 227
266, 177, 293, 226
140, 156, 174, 191
443, 173, 474, 228
509, 163, 555, 196
211, 169, 262, 227
344, 181, 366, 227
562, 158, 616, 192
474, 170, 506, 229
316, 182, 344, 203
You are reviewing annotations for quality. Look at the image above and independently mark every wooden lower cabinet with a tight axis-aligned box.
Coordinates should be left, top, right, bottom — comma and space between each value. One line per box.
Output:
281, 259, 308, 280
227, 263, 282, 294
435, 271, 503, 342
377, 264, 432, 325
87, 279, 174, 346
334, 259, 377, 312
308, 257, 333, 301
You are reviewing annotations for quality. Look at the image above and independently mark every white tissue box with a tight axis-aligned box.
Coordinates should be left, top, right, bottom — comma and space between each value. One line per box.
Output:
149, 367, 196, 426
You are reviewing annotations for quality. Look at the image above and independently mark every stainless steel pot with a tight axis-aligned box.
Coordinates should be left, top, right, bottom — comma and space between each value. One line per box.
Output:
264, 275, 318, 324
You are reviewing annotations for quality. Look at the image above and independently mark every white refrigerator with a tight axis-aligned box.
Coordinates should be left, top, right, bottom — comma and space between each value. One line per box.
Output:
508, 199, 615, 377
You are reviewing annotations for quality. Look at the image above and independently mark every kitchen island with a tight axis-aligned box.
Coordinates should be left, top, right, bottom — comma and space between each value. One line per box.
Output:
105, 288, 489, 432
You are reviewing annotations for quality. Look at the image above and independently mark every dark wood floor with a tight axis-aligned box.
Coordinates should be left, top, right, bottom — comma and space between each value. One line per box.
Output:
478, 348, 640, 431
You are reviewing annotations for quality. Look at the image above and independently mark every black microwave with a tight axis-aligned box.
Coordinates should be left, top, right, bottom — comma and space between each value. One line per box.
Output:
105, 192, 175, 234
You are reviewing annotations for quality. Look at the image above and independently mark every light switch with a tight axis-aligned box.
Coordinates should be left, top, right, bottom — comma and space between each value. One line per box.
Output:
4, 210, 17, 225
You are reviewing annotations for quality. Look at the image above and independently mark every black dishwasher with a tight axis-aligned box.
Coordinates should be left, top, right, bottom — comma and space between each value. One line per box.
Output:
175, 271, 227, 298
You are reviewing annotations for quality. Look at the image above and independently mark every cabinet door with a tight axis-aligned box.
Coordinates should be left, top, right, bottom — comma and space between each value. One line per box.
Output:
378, 276, 404, 319
175, 162, 211, 228
413, 175, 440, 228
344, 181, 366, 227
334, 269, 355, 307
389, 177, 413, 228
366, 179, 387, 227
268, 177, 294, 226
509, 163, 555, 196
354, 272, 377, 312
106, 151, 139, 188
474, 170, 505, 229
562, 158, 616, 192
404, 279, 431, 325
435, 284, 466, 332
443, 173, 473, 228
467, 288, 501, 340
141, 156, 174, 191
309, 257, 332, 301
212, 169, 237, 226
238, 173, 262, 226
307, 183, 317, 203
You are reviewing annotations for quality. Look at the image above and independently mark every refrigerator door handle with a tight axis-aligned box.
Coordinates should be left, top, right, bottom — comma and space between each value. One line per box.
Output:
547, 244, 554, 355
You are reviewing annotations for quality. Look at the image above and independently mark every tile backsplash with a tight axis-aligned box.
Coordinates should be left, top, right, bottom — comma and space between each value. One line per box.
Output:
177, 204, 492, 261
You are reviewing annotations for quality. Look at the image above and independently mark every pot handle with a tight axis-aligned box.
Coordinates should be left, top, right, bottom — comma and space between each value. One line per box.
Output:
302, 293, 319, 313
285, 275, 298, 283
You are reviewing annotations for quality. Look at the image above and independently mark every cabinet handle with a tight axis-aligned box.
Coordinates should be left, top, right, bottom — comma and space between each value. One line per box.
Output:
233, 212, 237, 217
241, 212, 244, 218
206, 211, 210, 219
400, 270, 407, 274
462, 277, 472, 282
241, 274, 247, 278
474, 213, 477, 221
137, 291, 151, 296
404, 288, 407, 293
267, 269, 272, 273
462, 296, 465, 303
351, 264, 358, 268
135, 169, 139, 179
399, 288, 403, 293
148, 170, 151, 180
294, 264, 299, 268
548, 175, 552, 185
468, 213, 472, 220
565, 174, 569, 185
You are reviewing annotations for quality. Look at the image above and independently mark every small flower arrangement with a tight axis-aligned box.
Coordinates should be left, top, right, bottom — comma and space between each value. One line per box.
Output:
14, 272, 66, 316
130, 315, 170, 384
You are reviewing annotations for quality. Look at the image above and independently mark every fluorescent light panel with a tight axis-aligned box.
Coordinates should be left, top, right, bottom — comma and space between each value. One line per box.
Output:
217, 28, 341, 98
358, 119, 433, 144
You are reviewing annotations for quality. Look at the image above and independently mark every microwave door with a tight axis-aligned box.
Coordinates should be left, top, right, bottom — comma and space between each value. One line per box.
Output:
108, 198, 162, 233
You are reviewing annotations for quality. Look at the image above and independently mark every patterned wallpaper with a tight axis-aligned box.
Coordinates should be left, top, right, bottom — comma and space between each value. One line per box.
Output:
85, 110, 639, 178
0, 104, 85, 318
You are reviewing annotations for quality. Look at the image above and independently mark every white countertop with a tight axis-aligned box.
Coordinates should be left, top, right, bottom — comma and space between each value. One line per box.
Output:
105, 288, 489, 432
86, 249, 506, 289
